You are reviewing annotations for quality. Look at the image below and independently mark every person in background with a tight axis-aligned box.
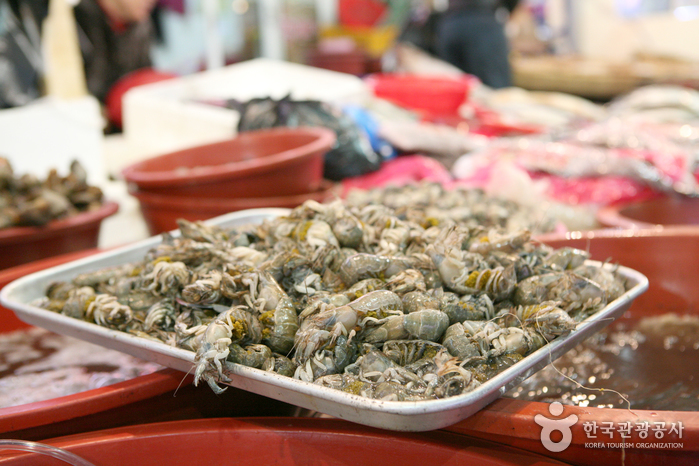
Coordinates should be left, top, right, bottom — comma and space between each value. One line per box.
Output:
0, 0, 156, 108
435, 0, 519, 89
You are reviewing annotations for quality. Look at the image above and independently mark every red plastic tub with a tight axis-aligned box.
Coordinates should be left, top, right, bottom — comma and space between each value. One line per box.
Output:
105, 68, 178, 129
122, 127, 336, 198
0, 418, 571, 465
0, 251, 296, 441
365, 73, 471, 118
339, 0, 387, 27
445, 228, 699, 466
307, 49, 367, 76
0, 202, 118, 271
597, 195, 699, 229
131, 180, 339, 235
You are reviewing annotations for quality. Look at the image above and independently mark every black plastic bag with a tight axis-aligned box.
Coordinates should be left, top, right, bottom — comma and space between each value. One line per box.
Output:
228, 95, 381, 181
0, 3, 42, 108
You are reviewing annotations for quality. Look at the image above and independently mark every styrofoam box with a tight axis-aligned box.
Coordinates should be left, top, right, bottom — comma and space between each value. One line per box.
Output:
120, 58, 370, 173
0, 96, 106, 186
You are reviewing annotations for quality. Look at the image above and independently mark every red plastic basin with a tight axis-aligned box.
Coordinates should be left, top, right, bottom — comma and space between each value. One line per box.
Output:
445, 228, 699, 466
121, 127, 336, 198
131, 180, 339, 235
105, 68, 178, 129
365, 73, 471, 118
307, 49, 367, 76
0, 418, 571, 465
597, 195, 699, 229
339, 0, 387, 27
0, 202, 118, 271
0, 251, 296, 441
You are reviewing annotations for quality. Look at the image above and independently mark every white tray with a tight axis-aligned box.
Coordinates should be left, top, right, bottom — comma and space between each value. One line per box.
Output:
0, 208, 648, 431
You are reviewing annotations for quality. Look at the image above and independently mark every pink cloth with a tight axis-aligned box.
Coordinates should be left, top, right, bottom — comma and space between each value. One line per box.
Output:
340, 155, 453, 197
456, 161, 660, 206
533, 174, 660, 206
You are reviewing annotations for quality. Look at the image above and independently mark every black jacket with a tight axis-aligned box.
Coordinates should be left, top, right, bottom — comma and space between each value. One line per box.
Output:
446, 0, 520, 13
1, 0, 152, 107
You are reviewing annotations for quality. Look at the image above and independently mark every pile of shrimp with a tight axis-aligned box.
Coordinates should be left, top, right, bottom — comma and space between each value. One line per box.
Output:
35, 196, 626, 402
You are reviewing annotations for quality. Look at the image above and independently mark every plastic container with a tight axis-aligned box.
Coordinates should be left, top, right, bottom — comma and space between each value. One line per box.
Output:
319, 25, 398, 59
365, 74, 471, 118
0, 202, 118, 271
339, 0, 387, 27
0, 417, 571, 465
105, 68, 177, 129
121, 127, 336, 198
131, 181, 339, 235
0, 440, 96, 466
0, 249, 296, 441
444, 228, 699, 466
597, 195, 699, 229
307, 49, 367, 76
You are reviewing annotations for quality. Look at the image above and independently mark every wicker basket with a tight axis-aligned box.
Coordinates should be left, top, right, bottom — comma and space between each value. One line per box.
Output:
512, 54, 699, 100
511, 55, 641, 100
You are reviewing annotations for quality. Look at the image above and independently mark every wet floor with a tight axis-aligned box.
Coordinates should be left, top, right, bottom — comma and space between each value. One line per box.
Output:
0, 327, 161, 408
507, 313, 699, 411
